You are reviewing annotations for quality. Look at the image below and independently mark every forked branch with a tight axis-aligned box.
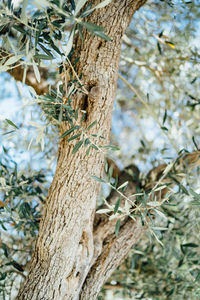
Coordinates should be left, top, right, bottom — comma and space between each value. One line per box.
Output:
83, 150, 200, 297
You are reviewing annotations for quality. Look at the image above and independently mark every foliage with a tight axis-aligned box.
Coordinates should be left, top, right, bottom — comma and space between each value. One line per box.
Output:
0, 0, 111, 73
0, 0, 200, 299
101, 191, 200, 299
0, 149, 48, 299
99, 0, 200, 298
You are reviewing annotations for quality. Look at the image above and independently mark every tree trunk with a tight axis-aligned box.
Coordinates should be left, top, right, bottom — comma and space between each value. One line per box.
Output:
16, 1, 146, 299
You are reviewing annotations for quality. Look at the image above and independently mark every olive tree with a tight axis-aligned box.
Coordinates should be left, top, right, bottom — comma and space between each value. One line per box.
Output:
0, 0, 200, 299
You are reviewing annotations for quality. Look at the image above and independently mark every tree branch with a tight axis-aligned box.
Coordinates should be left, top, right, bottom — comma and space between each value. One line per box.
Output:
81, 150, 200, 297
0, 48, 50, 95
81, 218, 144, 299
145, 150, 200, 199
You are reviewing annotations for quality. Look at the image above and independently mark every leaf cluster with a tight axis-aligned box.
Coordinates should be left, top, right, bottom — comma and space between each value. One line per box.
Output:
0, 149, 47, 299
0, 0, 111, 76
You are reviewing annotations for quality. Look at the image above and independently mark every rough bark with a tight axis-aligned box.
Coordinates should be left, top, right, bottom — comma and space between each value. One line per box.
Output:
80, 163, 143, 297
16, 1, 147, 299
